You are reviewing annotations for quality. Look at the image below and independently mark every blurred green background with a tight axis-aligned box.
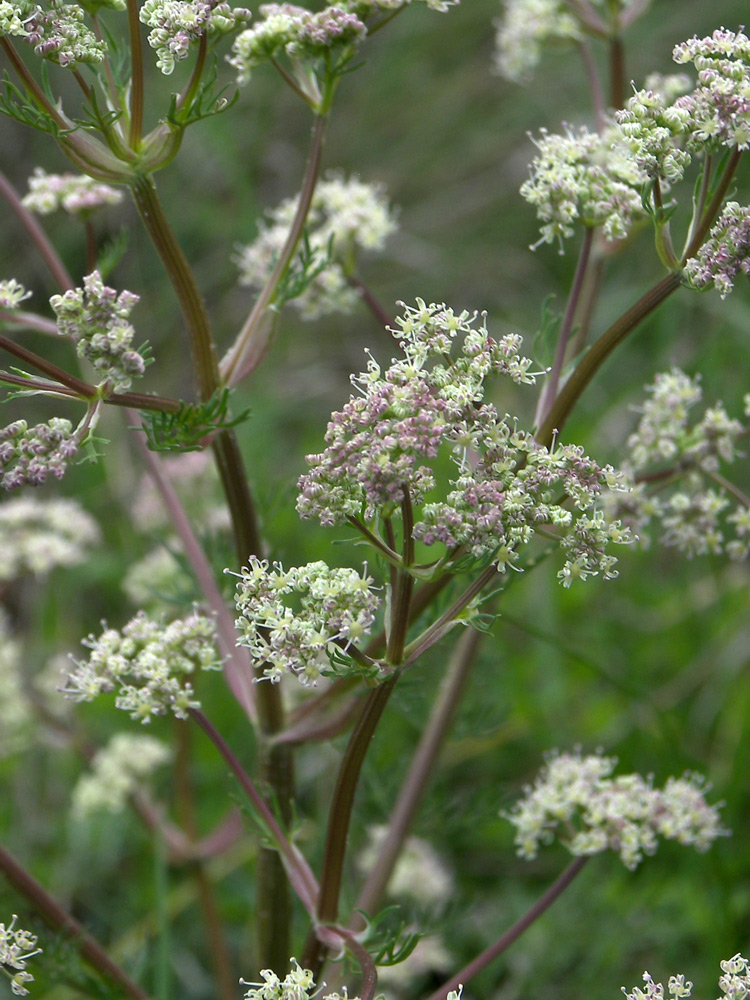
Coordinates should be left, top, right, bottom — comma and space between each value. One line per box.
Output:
1, 1, 750, 999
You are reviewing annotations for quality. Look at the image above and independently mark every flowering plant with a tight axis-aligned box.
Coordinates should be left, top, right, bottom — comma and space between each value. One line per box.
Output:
0, 1, 749, 999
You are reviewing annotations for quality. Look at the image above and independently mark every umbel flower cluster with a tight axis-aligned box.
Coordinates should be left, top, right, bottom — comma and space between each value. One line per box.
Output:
0, 496, 99, 580
241, 959, 463, 1000
139, 0, 252, 75
520, 124, 648, 249
0, 279, 32, 310
22, 169, 122, 217
605, 369, 749, 560
494, 0, 650, 84
71, 732, 171, 818
233, 558, 380, 685
0, 417, 79, 490
0, 0, 105, 66
684, 202, 750, 298
62, 611, 222, 722
616, 28, 750, 186
622, 954, 750, 1000
505, 750, 726, 870
229, 4, 366, 85
0, 915, 41, 997
298, 300, 631, 586
50, 271, 146, 393
236, 173, 397, 320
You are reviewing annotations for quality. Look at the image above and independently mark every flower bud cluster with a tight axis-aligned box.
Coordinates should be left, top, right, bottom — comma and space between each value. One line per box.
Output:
139, 0, 252, 74
235, 173, 397, 320
615, 75, 693, 182
62, 611, 221, 722
298, 300, 629, 585
0, 279, 31, 310
50, 271, 145, 392
6, 0, 105, 66
505, 750, 726, 870
0, 915, 41, 997
606, 369, 749, 560
233, 558, 380, 685
229, 4, 365, 85
672, 28, 750, 152
622, 954, 750, 1000
684, 202, 750, 298
520, 125, 647, 249
22, 168, 123, 216
71, 732, 171, 818
0, 496, 99, 580
0, 417, 79, 490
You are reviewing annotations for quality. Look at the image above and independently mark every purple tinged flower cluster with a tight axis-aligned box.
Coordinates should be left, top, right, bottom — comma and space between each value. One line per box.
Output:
139, 0, 252, 75
229, 3, 365, 85
673, 28, 750, 152
18, 0, 105, 66
0, 418, 79, 490
520, 125, 647, 249
299, 299, 630, 584
22, 168, 123, 216
233, 558, 380, 685
684, 202, 750, 298
62, 611, 221, 722
50, 271, 145, 392
505, 750, 727, 870
606, 369, 750, 560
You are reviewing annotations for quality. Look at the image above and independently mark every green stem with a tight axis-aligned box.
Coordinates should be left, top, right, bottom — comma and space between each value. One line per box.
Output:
0, 843, 153, 1000
220, 114, 328, 386
126, 0, 144, 147
354, 627, 482, 923
682, 147, 743, 262
536, 271, 682, 448
189, 709, 318, 916
301, 675, 399, 978
535, 227, 594, 428
129, 171, 293, 970
177, 33, 207, 111
425, 857, 589, 1000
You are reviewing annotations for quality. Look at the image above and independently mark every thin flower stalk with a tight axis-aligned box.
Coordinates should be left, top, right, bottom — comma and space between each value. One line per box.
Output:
354, 626, 482, 923
536, 271, 682, 448
220, 114, 328, 387
0, 842, 155, 1000
126, 0, 144, 147
535, 226, 594, 428
188, 708, 319, 916
302, 674, 399, 979
425, 856, 590, 1000
128, 409, 256, 721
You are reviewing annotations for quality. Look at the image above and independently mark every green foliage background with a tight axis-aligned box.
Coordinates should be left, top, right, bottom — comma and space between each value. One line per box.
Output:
1, 1, 750, 998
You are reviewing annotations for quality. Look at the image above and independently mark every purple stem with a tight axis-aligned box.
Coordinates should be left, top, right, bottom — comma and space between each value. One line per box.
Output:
425, 856, 589, 1000
189, 707, 319, 916
127, 408, 256, 722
